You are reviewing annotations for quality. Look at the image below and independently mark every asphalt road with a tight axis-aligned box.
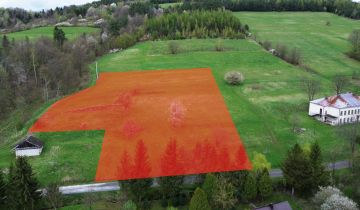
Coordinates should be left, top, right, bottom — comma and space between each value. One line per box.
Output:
56, 160, 351, 195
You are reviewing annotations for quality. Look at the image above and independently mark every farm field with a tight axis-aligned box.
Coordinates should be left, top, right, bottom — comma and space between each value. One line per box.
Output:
234, 12, 360, 78
2, 26, 100, 41
30, 69, 251, 182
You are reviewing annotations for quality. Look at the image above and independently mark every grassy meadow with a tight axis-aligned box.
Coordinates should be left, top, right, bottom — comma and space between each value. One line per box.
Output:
2, 26, 100, 41
235, 12, 360, 78
92, 38, 348, 167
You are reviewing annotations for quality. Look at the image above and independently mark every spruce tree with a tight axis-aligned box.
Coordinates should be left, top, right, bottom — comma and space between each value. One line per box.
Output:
310, 142, 329, 190
14, 157, 40, 210
0, 172, 5, 206
243, 172, 257, 201
257, 169, 273, 199
6, 163, 18, 209
189, 188, 211, 210
202, 173, 217, 204
53, 26, 66, 48
122, 178, 153, 209
282, 143, 313, 196
158, 175, 183, 206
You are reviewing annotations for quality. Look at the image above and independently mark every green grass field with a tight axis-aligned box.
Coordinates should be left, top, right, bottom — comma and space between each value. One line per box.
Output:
235, 12, 360, 78
92, 38, 349, 167
3, 26, 100, 41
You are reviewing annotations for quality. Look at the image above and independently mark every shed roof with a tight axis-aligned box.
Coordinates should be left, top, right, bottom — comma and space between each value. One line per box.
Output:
15, 136, 43, 149
310, 92, 360, 109
254, 201, 292, 210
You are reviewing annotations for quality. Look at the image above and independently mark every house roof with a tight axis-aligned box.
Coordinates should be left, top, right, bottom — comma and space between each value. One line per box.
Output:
15, 136, 43, 149
254, 201, 292, 210
310, 92, 360, 109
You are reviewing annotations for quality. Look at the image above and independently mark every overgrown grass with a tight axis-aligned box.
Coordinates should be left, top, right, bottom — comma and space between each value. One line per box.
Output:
3, 26, 100, 41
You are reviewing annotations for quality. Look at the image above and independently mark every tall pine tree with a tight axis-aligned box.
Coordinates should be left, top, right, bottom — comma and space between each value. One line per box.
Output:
243, 172, 257, 201
6, 163, 18, 209
310, 141, 329, 190
158, 175, 184, 206
189, 188, 211, 210
202, 173, 217, 205
282, 143, 313, 196
257, 169, 273, 199
14, 157, 40, 210
0, 172, 5, 207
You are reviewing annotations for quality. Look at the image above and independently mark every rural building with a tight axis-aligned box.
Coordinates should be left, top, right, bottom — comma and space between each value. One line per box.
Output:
254, 201, 292, 210
14, 136, 44, 157
309, 92, 360, 126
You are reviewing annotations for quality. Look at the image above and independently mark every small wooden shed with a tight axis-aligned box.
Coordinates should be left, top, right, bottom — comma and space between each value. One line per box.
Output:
14, 136, 44, 157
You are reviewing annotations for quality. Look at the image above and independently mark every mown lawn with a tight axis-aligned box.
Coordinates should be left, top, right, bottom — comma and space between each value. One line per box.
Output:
3, 26, 100, 41
92, 38, 349, 167
234, 12, 360, 78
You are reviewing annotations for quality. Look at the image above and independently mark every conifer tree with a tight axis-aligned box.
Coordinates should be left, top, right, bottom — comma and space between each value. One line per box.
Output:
310, 142, 329, 190
0, 172, 5, 206
202, 173, 217, 204
243, 172, 257, 201
189, 188, 211, 210
282, 143, 313, 196
53, 26, 66, 48
6, 163, 18, 209
158, 175, 183, 206
257, 169, 273, 199
14, 157, 40, 210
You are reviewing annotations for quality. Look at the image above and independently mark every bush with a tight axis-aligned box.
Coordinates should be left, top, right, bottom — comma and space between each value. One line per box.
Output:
168, 42, 180, 54
262, 40, 272, 51
224, 71, 245, 85
313, 186, 343, 206
215, 39, 225, 51
321, 194, 358, 210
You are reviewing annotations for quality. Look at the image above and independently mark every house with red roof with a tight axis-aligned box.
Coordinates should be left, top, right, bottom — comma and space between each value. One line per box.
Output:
309, 92, 360, 126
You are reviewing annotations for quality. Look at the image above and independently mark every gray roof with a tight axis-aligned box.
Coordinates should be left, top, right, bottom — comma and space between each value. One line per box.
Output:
310, 92, 360, 109
254, 201, 292, 210
15, 136, 44, 149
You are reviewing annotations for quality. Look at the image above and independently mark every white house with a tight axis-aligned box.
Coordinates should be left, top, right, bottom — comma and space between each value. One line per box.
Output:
14, 136, 44, 157
309, 92, 360, 126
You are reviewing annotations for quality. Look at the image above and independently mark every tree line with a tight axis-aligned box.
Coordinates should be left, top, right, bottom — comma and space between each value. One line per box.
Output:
2, 141, 351, 209
145, 10, 248, 40
166, 0, 360, 20
0, 28, 99, 120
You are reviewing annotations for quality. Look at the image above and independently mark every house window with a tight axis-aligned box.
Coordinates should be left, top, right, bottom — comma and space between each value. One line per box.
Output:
344, 111, 346, 116
352, 110, 354, 115
348, 110, 350, 115
340, 119, 342, 124
340, 111, 343, 116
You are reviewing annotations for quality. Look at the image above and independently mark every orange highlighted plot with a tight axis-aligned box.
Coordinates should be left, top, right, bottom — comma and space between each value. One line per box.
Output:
30, 68, 251, 181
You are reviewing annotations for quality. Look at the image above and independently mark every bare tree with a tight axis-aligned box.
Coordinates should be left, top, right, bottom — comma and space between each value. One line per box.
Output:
333, 75, 348, 95
44, 183, 63, 210
302, 77, 321, 101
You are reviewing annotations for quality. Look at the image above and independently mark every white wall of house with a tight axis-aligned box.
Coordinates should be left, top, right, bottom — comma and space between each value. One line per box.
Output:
338, 107, 360, 125
309, 103, 323, 116
310, 103, 360, 125
15, 148, 43, 157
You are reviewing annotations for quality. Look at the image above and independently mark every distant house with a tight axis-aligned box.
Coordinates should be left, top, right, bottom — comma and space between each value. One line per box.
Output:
254, 201, 292, 210
309, 92, 360, 126
14, 136, 44, 157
